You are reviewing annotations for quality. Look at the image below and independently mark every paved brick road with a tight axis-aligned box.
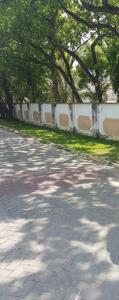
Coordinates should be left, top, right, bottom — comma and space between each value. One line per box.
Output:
0, 128, 119, 300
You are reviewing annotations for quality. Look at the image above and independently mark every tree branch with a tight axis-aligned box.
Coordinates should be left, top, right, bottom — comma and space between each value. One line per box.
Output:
57, 43, 97, 84
59, 49, 82, 102
63, 7, 119, 38
28, 41, 82, 102
81, 0, 119, 15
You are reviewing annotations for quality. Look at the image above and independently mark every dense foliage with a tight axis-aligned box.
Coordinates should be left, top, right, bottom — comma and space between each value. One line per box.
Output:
0, 0, 119, 117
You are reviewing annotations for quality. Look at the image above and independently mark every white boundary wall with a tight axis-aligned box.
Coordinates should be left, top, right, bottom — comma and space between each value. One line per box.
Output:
22, 104, 29, 122
15, 104, 21, 120
73, 104, 92, 135
14, 103, 119, 141
29, 103, 40, 125
41, 104, 53, 127
55, 104, 73, 131
98, 104, 119, 138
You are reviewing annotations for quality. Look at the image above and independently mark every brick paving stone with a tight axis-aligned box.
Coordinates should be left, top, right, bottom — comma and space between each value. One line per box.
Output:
0, 128, 119, 300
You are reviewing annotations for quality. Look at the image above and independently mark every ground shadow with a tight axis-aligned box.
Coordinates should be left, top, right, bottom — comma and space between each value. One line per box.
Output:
0, 128, 119, 300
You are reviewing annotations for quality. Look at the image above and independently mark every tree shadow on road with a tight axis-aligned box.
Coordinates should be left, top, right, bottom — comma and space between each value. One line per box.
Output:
0, 129, 119, 300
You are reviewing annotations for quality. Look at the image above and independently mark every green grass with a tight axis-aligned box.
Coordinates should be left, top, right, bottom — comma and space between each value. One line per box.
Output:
0, 118, 119, 164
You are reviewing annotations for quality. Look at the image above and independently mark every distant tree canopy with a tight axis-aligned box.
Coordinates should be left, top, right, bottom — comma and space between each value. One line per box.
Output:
0, 0, 119, 118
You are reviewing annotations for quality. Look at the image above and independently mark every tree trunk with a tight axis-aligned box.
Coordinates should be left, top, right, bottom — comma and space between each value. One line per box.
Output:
0, 73, 13, 119
95, 81, 103, 103
91, 37, 103, 103
57, 64, 82, 103
0, 99, 7, 118
51, 53, 61, 103
59, 48, 82, 103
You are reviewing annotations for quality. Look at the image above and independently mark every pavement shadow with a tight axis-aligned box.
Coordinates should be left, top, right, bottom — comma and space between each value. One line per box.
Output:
107, 226, 119, 265
0, 128, 119, 300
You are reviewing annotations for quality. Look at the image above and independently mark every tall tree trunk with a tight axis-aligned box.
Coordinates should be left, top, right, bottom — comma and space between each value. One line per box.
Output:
95, 81, 103, 103
57, 64, 82, 102
27, 74, 36, 102
91, 37, 103, 103
51, 53, 61, 102
59, 48, 82, 103
0, 98, 7, 118
49, 6, 61, 103
0, 73, 13, 119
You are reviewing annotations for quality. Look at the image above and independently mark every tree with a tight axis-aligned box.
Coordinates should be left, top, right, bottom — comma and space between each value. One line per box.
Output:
59, 0, 119, 102
107, 39, 119, 99
0, 0, 119, 119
